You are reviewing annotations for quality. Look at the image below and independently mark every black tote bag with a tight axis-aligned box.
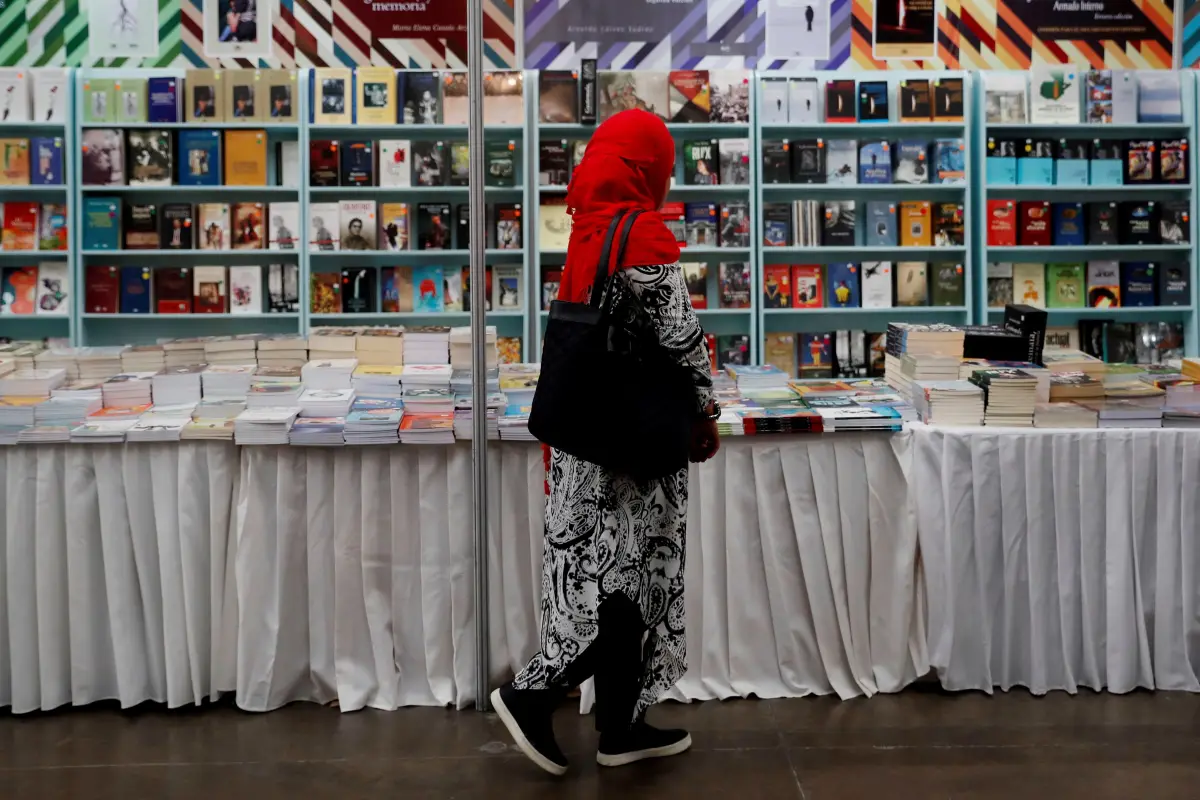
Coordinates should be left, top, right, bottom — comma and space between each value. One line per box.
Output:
528, 210, 694, 481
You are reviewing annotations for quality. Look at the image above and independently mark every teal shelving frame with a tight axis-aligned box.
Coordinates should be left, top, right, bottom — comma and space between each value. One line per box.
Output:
973, 69, 1199, 355
754, 70, 975, 361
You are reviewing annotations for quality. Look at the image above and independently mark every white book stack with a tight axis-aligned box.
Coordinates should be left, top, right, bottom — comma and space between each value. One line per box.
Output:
0, 398, 43, 427
1034, 402, 1098, 428
398, 413, 455, 444
152, 365, 206, 406
202, 364, 257, 399
70, 418, 138, 443
450, 367, 500, 395
352, 365, 404, 399
498, 403, 535, 441
257, 334, 308, 368
182, 419, 236, 440
302, 358, 358, 390
402, 364, 452, 391
126, 413, 191, 442
52, 380, 105, 401
0, 368, 67, 397
884, 323, 966, 394
289, 417, 347, 445
253, 366, 302, 383
235, 407, 302, 444
308, 327, 359, 361
246, 381, 304, 408
913, 380, 985, 427
205, 335, 260, 365
101, 373, 155, 408
498, 363, 540, 407
344, 397, 404, 445
75, 347, 128, 381
0, 357, 13, 378
452, 392, 504, 440
34, 348, 81, 380
121, 344, 166, 373
449, 326, 498, 371
0, 341, 44, 369
18, 425, 72, 443
356, 328, 405, 367
403, 326, 450, 365
35, 395, 103, 426
298, 388, 355, 417
163, 338, 208, 368
727, 364, 789, 391
194, 398, 247, 420
899, 354, 962, 399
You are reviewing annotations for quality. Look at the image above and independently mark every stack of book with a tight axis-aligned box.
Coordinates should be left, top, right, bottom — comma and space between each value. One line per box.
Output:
152, 365, 205, 406
234, 407, 302, 445
101, 373, 154, 408
351, 366, 404, 399
308, 328, 359, 361
913, 381, 985, 426
298, 388, 355, 418
301, 358, 357, 390
127, 408, 193, 442
727, 364, 789, 392
120, 345, 166, 373
344, 397, 404, 445
33, 349, 80, 380
205, 337, 259, 366
258, 335, 308, 368
404, 327, 451, 365
1080, 396, 1164, 429
453, 392, 505, 440
969, 368, 1039, 427
164, 339, 207, 368
449, 326, 499, 370
246, 381, 304, 408
289, 417, 347, 446
356, 329, 405, 367
0, 368, 67, 396
1034, 402, 1099, 428
1048, 372, 1106, 402
202, 365, 257, 399
399, 412, 455, 444
884, 323, 966, 395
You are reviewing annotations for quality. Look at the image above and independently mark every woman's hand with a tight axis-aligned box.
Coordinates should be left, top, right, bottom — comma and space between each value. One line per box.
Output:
689, 406, 720, 463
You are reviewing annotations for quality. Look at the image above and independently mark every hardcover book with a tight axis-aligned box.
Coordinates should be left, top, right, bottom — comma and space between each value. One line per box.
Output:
495, 265, 523, 309
1017, 139, 1054, 185
894, 140, 929, 184
826, 263, 860, 308
83, 198, 120, 250
1045, 263, 1085, 308
417, 203, 452, 250
34, 261, 68, 315
859, 141, 891, 184
178, 130, 221, 186
791, 139, 825, 183
683, 139, 719, 185
1088, 202, 1119, 244
197, 203, 231, 250
412, 266, 445, 312
763, 264, 791, 308
122, 204, 158, 250
539, 70, 578, 124
232, 202, 265, 250
1086, 260, 1120, 307
895, 262, 928, 306
340, 268, 377, 313
340, 140, 375, 187
224, 69, 259, 121
1159, 138, 1188, 184
984, 73, 1027, 123
825, 139, 857, 185
486, 140, 517, 187
1157, 261, 1190, 305
762, 140, 790, 184
933, 138, 966, 184
1126, 140, 1155, 183
230, 266, 263, 313
1052, 202, 1085, 246
791, 265, 822, 308
762, 203, 791, 247
127, 130, 172, 186
899, 80, 932, 121
80, 129, 123, 185
718, 262, 751, 308
685, 203, 718, 247
193, 266, 227, 313
494, 203, 522, 249
310, 271, 340, 313
821, 201, 856, 247
858, 82, 888, 122
83, 77, 116, 124
264, 69, 298, 122
309, 140, 340, 187
669, 70, 711, 123
1088, 138, 1123, 185
448, 141, 469, 186
37, 203, 67, 251
1119, 200, 1158, 244
119, 266, 151, 314
85, 265, 120, 313
986, 138, 1017, 184
1030, 67, 1080, 123
709, 70, 749, 123
186, 70, 222, 122
865, 202, 896, 247
115, 78, 146, 124
379, 203, 409, 251
719, 202, 750, 248
933, 203, 965, 247
265, 202, 299, 250
988, 262, 1014, 308
1, 202, 37, 250
1159, 200, 1190, 244
224, 130, 268, 186
160, 203, 194, 250
1054, 139, 1089, 186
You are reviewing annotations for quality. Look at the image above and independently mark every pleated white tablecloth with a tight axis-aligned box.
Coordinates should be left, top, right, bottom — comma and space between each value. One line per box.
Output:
912, 423, 1200, 696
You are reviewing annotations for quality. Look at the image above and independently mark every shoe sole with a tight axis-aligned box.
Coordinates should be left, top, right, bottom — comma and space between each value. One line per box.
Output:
596, 734, 693, 767
490, 688, 568, 777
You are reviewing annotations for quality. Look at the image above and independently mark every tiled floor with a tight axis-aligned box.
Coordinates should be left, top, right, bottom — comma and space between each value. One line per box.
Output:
3, 686, 1200, 798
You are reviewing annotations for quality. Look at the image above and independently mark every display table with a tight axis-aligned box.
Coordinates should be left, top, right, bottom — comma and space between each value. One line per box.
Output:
912, 423, 1200, 695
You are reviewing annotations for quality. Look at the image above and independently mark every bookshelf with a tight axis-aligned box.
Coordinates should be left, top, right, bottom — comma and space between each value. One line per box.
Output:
973, 69, 1199, 355
755, 70, 974, 369
73, 68, 305, 346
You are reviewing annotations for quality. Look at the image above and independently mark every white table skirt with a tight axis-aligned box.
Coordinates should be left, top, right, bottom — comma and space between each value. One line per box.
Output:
0, 443, 239, 714
912, 423, 1200, 695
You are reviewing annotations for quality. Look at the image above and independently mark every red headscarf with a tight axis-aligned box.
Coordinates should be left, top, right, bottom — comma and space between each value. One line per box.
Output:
557, 109, 682, 304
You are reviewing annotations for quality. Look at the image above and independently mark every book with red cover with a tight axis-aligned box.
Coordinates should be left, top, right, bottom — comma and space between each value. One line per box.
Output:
154, 267, 192, 313
661, 201, 687, 244
309, 140, 340, 187
791, 264, 823, 308
2, 201, 38, 250
85, 265, 120, 313
987, 199, 1018, 246
1019, 201, 1052, 246
192, 265, 226, 313
825, 80, 857, 122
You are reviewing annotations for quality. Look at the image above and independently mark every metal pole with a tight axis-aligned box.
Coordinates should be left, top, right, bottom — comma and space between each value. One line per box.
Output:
467, 0, 491, 711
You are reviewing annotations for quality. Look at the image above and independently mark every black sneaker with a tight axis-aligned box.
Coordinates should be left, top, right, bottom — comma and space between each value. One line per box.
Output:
490, 685, 569, 776
596, 722, 692, 767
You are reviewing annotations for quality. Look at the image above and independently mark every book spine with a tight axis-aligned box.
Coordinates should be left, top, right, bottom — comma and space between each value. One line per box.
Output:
580, 59, 597, 125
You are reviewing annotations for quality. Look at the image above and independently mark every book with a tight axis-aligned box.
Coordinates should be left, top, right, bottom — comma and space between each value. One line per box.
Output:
30, 137, 63, 185
33, 69, 68, 123
538, 71, 578, 124
267, 264, 300, 313
80, 129, 123, 185
988, 262, 1014, 308
764, 334, 797, 377
309, 202, 339, 251
858, 82, 888, 122
232, 202, 265, 250
865, 202, 897, 247
930, 262, 965, 306
709, 70, 749, 123
760, 78, 788, 124
1018, 138, 1054, 185
1137, 72, 1182, 123
310, 271, 340, 313
1085, 70, 1112, 124
669, 70, 711, 123
484, 73, 523, 126
186, 70, 222, 122
178, 130, 221, 186
443, 267, 463, 311
119, 266, 151, 314
1159, 138, 1188, 184
229, 266, 263, 314
313, 68, 352, 124
83, 198, 120, 250
763, 265, 791, 308
355, 66, 396, 124
684, 203, 718, 247
1086, 260, 1120, 307
899, 201, 931, 247
1018, 201, 1052, 246
197, 203, 231, 250
412, 266, 445, 312
986, 138, 1017, 184
448, 141, 469, 186
825, 80, 856, 122
719, 138, 750, 185
718, 262, 751, 309
340, 140, 375, 187
899, 79, 932, 121
193, 266, 227, 313
441, 73, 468, 125
1119, 200, 1158, 245
984, 73, 1027, 123
862, 261, 892, 308
1012, 262, 1046, 308
826, 263, 860, 308
1126, 139, 1156, 183
761, 140, 790, 184
1, 202, 36, 250
792, 200, 821, 246
933, 203, 965, 247
0, 266, 36, 313
791, 139, 825, 183
495, 265, 522, 309
825, 139, 857, 184
1030, 67, 1080, 123
224, 70, 259, 121
127, 130, 172, 186
403, 72, 441, 124
224, 130, 268, 186
378, 203, 409, 252
155, 268, 192, 313
1121, 262, 1156, 307
340, 268, 376, 313
788, 78, 819, 123
1157, 261, 1190, 306
894, 140, 929, 184
539, 199, 571, 250
82, 76, 115, 124
1054, 139, 1089, 186
84, 265, 120, 313
932, 78, 964, 122
417, 203, 452, 250
339, 200, 376, 251
987, 200, 1018, 246
494, 203, 522, 250
858, 141, 891, 183
895, 262, 928, 306
1088, 201, 1119, 245
800, 334, 833, 377
791, 265, 822, 308
1052, 202, 1085, 246
539, 139, 571, 186
455, 203, 472, 250
580, 59, 598, 125
266, 202, 299, 250
37, 203, 67, 251
122, 203, 158, 250
263, 69, 298, 122
379, 267, 404, 312
821, 200, 855, 247
378, 140, 412, 188
1045, 263, 1085, 308
486, 140, 517, 188
34, 262, 68, 316
719, 202, 750, 248
682, 139, 718, 185
1159, 200, 1190, 245
0, 138, 27, 186
933, 138, 966, 183
762, 203, 791, 247
412, 140, 446, 187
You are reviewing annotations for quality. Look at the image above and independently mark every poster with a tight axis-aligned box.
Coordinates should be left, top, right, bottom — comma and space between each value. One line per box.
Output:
88, 0, 160, 59
203, 0, 274, 59
764, 0, 830, 60
1009, 0, 1162, 41
872, 0, 937, 59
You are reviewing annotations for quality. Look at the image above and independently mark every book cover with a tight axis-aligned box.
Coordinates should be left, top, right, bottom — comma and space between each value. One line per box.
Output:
340, 267, 376, 313
339, 200, 376, 251
683, 139, 719, 185
1137, 72, 1183, 123
1088, 201, 1119, 244
933, 138, 966, 184
1054, 138, 1089, 186
899, 79, 932, 121
83, 77, 115, 124
1018, 201, 1052, 246
380, 267, 402, 312
224, 70, 259, 121
984, 73, 1027, 123
764, 334, 797, 377
448, 141, 469, 186
263, 70, 298, 122
763, 264, 791, 308
1119, 200, 1158, 244
791, 264, 822, 308
895, 262, 928, 306
1086, 70, 1112, 124
1045, 263, 1085, 308
1159, 138, 1188, 184
719, 138, 750, 185
308, 202, 339, 250
486, 140, 517, 188
899, 201, 931, 247
309, 139, 340, 187
1012, 262, 1046, 308
178, 129, 221, 186
708, 70, 749, 123
412, 140, 446, 187
598, 71, 669, 120
35, 261, 68, 315
858, 141, 891, 183
403, 71, 441, 124
894, 140, 929, 184
355, 66, 396, 124
684, 203, 718, 247
119, 266, 151, 313
313, 68, 352, 124
986, 138, 1018, 184
37, 203, 67, 251
379, 203, 409, 252
861, 261, 892, 307
232, 202, 265, 250
542, 268, 561, 310
538, 70, 578, 124
0, 138, 28, 186
30, 137, 63, 185
1018, 138, 1054, 185
494, 203, 522, 250
441, 73, 467, 125
485, 73, 523, 126
1120, 262, 1156, 307
340, 140, 375, 187
988, 262, 1014, 308
987, 200, 1017, 246
267, 264, 299, 312
933, 203, 965, 247
80, 129, 123, 185
224, 130, 268, 186
197, 203, 231, 250
826, 263, 860, 308
790, 139, 825, 184
858, 81, 888, 122
1086, 260, 1120, 307
930, 262, 965, 306
539, 199, 571, 250
0, 266, 36, 313
229, 266, 263, 314
417, 203, 451, 250
122, 203, 158, 250
800, 334, 833, 377
412, 266, 445, 312
266, 202, 299, 250
719, 202, 750, 248
792, 200, 821, 247
378, 140, 412, 188
1052, 202, 1085, 246
761, 140, 790, 184
33, 69, 68, 123
1157, 261, 1190, 305
127, 129, 172, 186
1, 202, 36, 250
495, 265, 522, 309
539, 139, 570, 186
760, 78, 788, 124
932, 78, 964, 122
454, 203, 470, 250
444, 268, 463, 311
1030, 67, 1080, 123
186, 70, 222, 122
192, 266, 227, 313
788, 78, 819, 123
669, 70, 711, 123
1159, 200, 1189, 244
718, 262, 751, 309
84, 265, 120, 313
825, 139, 857, 184
83, 198, 120, 250
310, 271, 340, 313
154, 267, 191, 313
821, 200, 855, 247
1125, 139, 1155, 183
865, 201, 896, 247
762, 203, 791, 247
580, 59, 597, 124
825, 80, 856, 122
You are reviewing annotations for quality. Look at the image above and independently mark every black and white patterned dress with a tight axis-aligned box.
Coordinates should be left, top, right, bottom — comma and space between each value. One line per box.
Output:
513, 263, 714, 721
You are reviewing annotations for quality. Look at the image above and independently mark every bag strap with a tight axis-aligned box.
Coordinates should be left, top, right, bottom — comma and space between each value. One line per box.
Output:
589, 210, 644, 310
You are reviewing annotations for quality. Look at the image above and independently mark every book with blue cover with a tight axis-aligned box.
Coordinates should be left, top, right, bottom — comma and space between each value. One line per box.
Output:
1017, 139, 1054, 185
1052, 202, 1085, 246
1054, 140, 1088, 186
1088, 139, 1123, 185
859, 141, 891, 184
147, 77, 182, 123
1157, 261, 1190, 305
933, 138, 965, 184
986, 138, 1017, 184
83, 198, 120, 250
178, 130, 222, 186
865, 202, 896, 247
30, 137, 62, 185
1120, 262, 1156, 306
412, 266, 445, 312
825, 263, 860, 308
119, 266, 151, 313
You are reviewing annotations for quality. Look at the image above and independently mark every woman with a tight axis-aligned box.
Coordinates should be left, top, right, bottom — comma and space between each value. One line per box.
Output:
491, 109, 720, 775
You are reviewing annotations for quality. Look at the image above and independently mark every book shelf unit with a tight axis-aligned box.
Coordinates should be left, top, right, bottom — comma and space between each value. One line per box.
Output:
973, 69, 1199, 355
73, 68, 305, 346
2, 89, 75, 344
530, 87, 758, 362
755, 70, 975, 364
306, 69, 534, 360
